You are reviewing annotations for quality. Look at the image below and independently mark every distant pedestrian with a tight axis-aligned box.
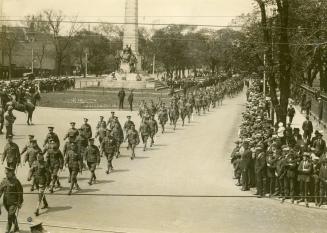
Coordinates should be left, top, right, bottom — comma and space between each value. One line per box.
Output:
4, 106, 16, 139
302, 116, 313, 143
128, 89, 134, 111
118, 88, 126, 110
287, 104, 295, 124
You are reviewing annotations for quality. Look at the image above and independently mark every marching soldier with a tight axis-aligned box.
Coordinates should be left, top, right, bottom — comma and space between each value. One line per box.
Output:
125, 124, 140, 160
76, 128, 88, 161
24, 139, 41, 191
139, 117, 151, 151
81, 118, 92, 139
112, 117, 124, 158
101, 129, 117, 174
63, 136, 77, 158
84, 138, 100, 185
65, 141, 83, 195
158, 103, 168, 133
28, 154, 51, 216
21, 135, 41, 156
2, 135, 21, 170
45, 139, 64, 193
0, 167, 24, 233
63, 122, 79, 141
107, 112, 116, 129
123, 115, 135, 133
43, 126, 60, 149
96, 116, 106, 130
148, 115, 159, 147
95, 121, 107, 145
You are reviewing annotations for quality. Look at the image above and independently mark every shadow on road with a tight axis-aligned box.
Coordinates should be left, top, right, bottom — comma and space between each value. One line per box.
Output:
111, 169, 130, 173
76, 188, 100, 194
95, 180, 115, 185
44, 205, 73, 214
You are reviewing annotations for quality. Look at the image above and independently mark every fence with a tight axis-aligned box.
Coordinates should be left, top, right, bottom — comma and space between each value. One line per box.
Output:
298, 84, 327, 126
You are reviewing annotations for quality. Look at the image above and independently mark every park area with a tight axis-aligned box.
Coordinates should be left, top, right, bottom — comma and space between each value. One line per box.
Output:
38, 87, 172, 109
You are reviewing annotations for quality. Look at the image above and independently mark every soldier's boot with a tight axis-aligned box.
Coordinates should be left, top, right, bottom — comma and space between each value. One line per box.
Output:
93, 174, 97, 183
49, 184, 54, 194
75, 183, 81, 191
143, 142, 147, 151
42, 198, 49, 209
68, 183, 74, 195
34, 208, 40, 216
13, 217, 19, 233
6, 219, 13, 233
68, 174, 71, 183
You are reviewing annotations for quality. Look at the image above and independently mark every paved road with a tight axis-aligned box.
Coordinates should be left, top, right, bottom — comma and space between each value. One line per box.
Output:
0, 93, 326, 233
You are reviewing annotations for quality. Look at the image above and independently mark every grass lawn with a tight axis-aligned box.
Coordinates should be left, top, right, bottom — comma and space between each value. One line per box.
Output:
39, 88, 172, 109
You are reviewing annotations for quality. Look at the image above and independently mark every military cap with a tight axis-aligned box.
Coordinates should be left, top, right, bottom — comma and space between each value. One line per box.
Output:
28, 134, 35, 138
84, 118, 88, 121
111, 111, 115, 114
127, 116, 131, 118
31, 139, 37, 143
315, 130, 320, 135
100, 116, 104, 118
48, 126, 54, 130
70, 122, 76, 125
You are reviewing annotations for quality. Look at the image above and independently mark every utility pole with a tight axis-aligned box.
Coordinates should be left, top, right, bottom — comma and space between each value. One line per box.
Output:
31, 48, 34, 73
152, 54, 155, 75
85, 51, 88, 78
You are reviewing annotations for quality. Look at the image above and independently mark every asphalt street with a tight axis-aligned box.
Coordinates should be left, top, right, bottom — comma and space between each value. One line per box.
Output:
0, 93, 326, 233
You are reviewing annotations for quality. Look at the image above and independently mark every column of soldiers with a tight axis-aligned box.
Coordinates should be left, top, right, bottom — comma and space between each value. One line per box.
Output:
0, 76, 245, 232
231, 79, 327, 208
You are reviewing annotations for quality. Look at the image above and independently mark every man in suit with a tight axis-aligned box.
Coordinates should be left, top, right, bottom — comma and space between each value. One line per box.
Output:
287, 104, 296, 124
254, 145, 266, 198
312, 131, 326, 158
297, 153, 312, 207
302, 116, 313, 143
240, 140, 252, 191
118, 88, 126, 110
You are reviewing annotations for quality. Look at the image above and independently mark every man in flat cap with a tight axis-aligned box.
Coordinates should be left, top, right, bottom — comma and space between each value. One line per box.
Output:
2, 135, 20, 171
319, 159, 327, 207
84, 138, 100, 185
282, 149, 297, 203
0, 166, 23, 233
312, 131, 326, 158
302, 116, 313, 144
240, 140, 252, 191
297, 153, 312, 207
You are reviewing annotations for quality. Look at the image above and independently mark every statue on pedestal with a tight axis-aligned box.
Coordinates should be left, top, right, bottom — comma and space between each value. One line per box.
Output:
120, 45, 138, 74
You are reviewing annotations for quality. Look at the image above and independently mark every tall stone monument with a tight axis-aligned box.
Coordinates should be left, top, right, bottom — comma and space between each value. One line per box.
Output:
119, 0, 142, 74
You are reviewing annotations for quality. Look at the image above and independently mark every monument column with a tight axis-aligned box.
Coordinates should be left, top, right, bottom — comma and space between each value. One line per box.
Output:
123, 0, 142, 71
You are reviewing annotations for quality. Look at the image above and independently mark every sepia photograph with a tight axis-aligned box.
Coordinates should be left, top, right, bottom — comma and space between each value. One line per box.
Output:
0, 0, 326, 232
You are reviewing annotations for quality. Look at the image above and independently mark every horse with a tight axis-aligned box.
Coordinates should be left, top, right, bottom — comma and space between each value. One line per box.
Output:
169, 104, 179, 130
6, 96, 36, 125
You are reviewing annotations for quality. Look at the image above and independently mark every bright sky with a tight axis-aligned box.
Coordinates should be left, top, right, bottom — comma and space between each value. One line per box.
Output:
3, 0, 254, 28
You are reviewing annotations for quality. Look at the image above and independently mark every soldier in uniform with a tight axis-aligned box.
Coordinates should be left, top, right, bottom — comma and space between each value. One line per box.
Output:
297, 153, 312, 207
95, 121, 107, 146
139, 117, 151, 151
148, 115, 159, 147
23, 139, 41, 191
2, 135, 21, 170
123, 115, 135, 133
84, 138, 100, 185
112, 117, 124, 158
63, 122, 79, 141
21, 135, 42, 156
81, 118, 92, 139
45, 139, 64, 193
158, 103, 168, 133
4, 106, 16, 139
65, 141, 83, 195
0, 167, 24, 233
43, 126, 60, 149
107, 112, 116, 129
28, 154, 51, 216
101, 129, 117, 174
96, 116, 106, 130
125, 124, 140, 160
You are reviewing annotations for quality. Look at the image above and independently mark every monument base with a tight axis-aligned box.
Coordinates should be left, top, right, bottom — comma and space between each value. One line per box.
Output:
102, 73, 155, 89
